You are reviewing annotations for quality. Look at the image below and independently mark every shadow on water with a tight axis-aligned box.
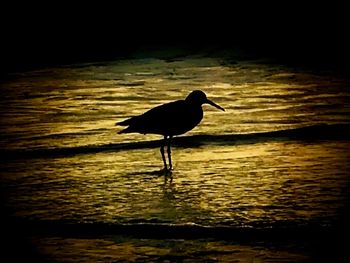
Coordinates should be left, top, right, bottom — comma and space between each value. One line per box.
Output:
128, 168, 173, 178
2, 124, 350, 160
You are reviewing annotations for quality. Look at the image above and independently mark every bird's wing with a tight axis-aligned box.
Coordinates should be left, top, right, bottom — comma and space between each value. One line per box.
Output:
137, 100, 186, 125
118, 100, 187, 134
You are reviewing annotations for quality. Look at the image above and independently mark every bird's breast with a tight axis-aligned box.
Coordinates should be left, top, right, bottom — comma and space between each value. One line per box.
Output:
168, 106, 203, 136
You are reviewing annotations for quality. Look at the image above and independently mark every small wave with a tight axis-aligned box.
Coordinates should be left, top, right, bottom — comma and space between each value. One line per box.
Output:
11, 218, 338, 242
2, 124, 350, 160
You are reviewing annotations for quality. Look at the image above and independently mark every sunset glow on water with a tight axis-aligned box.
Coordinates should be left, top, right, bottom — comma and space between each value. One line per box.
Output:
1, 56, 350, 261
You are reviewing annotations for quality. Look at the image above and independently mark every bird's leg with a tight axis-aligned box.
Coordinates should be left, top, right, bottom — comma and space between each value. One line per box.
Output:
160, 136, 167, 170
167, 135, 173, 170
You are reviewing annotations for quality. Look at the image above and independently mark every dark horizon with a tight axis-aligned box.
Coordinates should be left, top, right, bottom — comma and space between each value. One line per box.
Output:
1, 6, 349, 75
2, 33, 349, 74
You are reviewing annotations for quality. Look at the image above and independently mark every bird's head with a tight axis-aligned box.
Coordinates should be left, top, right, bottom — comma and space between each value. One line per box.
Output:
185, 90, 225, 111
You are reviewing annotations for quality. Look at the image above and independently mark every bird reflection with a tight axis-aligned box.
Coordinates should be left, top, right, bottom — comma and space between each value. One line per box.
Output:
128, 168, 172, 177
117, 90, 225, 170
162, 175, 176, 201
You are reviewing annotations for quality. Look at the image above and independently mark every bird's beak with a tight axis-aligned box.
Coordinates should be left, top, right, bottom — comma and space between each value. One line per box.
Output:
206, 99, 225, 111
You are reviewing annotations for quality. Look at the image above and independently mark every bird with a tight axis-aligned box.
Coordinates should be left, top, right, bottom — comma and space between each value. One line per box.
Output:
116, 90, 225, 170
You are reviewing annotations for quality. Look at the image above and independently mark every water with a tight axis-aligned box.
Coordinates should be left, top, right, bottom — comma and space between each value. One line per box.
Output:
1, 55, 350, 262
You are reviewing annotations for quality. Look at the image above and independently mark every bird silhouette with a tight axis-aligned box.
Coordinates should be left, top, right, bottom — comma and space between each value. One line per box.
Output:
116, 90, 225, 170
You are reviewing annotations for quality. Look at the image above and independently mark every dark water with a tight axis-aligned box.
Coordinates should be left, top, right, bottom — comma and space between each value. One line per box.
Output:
1, 56, 350, 262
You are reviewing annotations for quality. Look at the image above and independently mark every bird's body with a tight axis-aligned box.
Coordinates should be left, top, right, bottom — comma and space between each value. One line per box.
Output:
117, 90, 224, 170
118, 99, 203, 136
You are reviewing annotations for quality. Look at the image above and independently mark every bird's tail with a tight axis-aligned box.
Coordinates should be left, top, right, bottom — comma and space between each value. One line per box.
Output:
116, 120, 129, 126
117, 126, 133, 134
116, 118, 136, 134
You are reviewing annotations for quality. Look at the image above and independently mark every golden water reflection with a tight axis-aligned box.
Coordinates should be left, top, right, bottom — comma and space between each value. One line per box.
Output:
4, 140, 349, 226
32, 236, 310, 262
1, 57, 349, 151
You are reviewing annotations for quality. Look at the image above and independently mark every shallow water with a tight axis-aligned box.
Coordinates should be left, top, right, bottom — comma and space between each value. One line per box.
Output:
1, 56, 350, 261
2, 140, 350, 228
31, 236, 311, 262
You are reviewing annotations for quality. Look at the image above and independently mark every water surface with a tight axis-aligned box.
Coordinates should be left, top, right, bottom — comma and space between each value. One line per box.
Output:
1, 56, 350, 262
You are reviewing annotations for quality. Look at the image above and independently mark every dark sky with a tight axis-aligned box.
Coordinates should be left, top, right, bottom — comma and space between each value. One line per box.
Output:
1, 3, 349, 74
